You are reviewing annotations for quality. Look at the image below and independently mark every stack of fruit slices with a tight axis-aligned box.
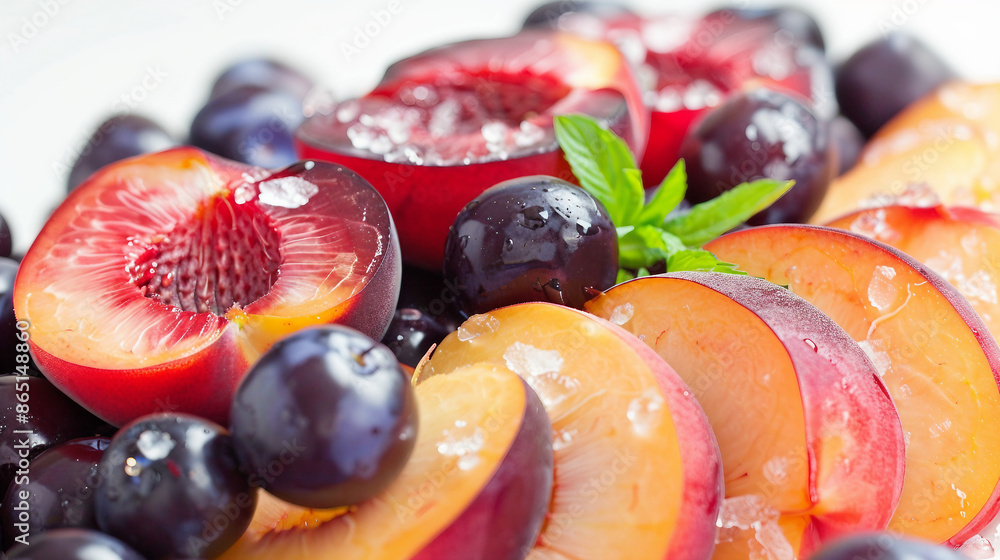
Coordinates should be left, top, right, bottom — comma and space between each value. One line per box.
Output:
8, 1, 1000, 559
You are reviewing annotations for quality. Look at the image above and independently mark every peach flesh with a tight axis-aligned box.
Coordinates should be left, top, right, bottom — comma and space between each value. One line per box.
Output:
706, 225, 1000, 545
14, 148, 401, 426
827, 205, 1000, 342
416, 302, 724, 560
220, 364, 553, 560
587, 272, 905, 559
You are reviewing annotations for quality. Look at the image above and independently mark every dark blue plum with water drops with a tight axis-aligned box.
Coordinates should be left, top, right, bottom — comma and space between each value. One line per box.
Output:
230, 325, 417, 510
94, 413, 254, 560
680, 88, 835, 225
443, 175, 618, 315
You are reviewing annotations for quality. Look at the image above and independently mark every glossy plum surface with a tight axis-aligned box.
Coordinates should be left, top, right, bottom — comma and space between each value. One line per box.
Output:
830, 115, 865, 175
190, 85, 303, 169
230, 325, 417, 509
210, 58, 314, 102
0, 437, 110, 550
835, 34, 956, 137
380, 308, 450, 368
808, 533, 966, 560
0, 377, 106, 499
443, 176, 617, 315
397, 265, 466, 332
0, 214, 11, 259
0, 258, 21, 373
5, 528, 146, 560
681, 89, 835, 224
67, 115, 176, 192
95, 413, 254, 559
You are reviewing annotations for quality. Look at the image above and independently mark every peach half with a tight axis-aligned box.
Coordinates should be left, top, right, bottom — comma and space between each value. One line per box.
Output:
14, 148, 401, 426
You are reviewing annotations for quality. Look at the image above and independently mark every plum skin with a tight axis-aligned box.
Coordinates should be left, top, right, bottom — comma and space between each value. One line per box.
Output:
230, 325, 418, 510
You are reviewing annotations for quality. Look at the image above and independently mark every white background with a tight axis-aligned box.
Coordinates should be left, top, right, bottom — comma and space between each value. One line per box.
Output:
1, 0, 998, 254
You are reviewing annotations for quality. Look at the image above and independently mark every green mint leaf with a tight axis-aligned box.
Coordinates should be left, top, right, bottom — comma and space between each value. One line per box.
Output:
617, 269, 635, 283
553, 115, 643, 226
668, 249, 748, 275
635, 160, 686, 226
663, 179, 794, 246
618, 225, 685, 270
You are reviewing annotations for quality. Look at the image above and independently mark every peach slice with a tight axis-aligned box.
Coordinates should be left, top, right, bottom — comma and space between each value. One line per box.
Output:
220, 363, 554, 560
706, 225, 1000, 545
810, 82, 1000, 224
415, 302, 724, 560
586, 272, 906, 559
828, 204, 1000, 340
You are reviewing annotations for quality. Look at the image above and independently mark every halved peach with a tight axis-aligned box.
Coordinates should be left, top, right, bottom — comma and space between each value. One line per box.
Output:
415, 302, 724, 560
706, 225, 1000, 545
828, 204, 1000, 340
586, 272, 905, 559
295, 31, 648, 269
220, 363, 553, 559
14, 148, 401, 426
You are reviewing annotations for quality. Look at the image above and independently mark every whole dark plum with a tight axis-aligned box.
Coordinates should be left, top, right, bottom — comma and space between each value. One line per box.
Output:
443, 176, 618, 315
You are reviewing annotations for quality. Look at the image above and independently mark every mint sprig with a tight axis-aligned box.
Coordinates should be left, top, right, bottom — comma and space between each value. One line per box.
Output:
553, 114, 794, 279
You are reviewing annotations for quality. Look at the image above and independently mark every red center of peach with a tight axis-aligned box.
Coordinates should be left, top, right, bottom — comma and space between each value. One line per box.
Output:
127, 193, 282, 316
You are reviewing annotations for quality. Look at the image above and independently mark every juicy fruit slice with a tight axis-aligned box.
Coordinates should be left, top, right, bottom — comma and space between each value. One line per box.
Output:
220, 364, 553, 560
706, 225, 1000, 545
587, 272, 905, 558
416, 303, 724, 560
827, 205, 1000, 340
811, 82, 1000, 224
14, 147, 401, 426
296, 31, 648, 269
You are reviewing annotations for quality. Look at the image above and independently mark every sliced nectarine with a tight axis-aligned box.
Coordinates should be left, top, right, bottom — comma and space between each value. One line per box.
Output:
220, 363, 553, 560
415, 302, 724, 560
706, 225, 1000, 545
828, 204, 1000, 341
587, 272, 905, 559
